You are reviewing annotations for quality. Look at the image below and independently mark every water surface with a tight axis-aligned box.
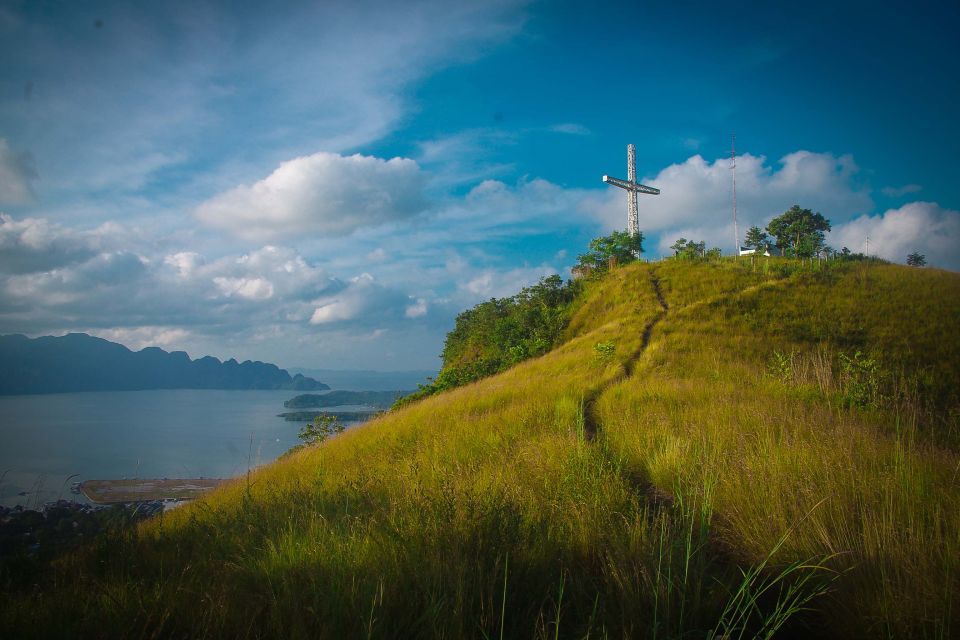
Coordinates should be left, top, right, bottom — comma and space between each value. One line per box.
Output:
0, 390, 313, 507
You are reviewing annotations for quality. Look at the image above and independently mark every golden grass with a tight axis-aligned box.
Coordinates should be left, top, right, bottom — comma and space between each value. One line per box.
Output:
3, 259, 957, 639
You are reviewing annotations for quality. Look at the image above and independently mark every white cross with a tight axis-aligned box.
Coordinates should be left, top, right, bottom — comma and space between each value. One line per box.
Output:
602, 144, 660, 238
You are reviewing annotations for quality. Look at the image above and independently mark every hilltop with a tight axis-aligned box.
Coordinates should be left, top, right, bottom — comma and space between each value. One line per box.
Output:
2, 258, 958, 638
0, 333, 329, 394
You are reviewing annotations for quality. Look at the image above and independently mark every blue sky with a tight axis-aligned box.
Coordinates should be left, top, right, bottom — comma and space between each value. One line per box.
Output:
1, 0, 958, 371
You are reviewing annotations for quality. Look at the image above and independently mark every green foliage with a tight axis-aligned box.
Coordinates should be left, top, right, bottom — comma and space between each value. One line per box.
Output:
744, 225, 769, 251
296, 413, 345, 445
907, 251, 927, 267
593, 340, 616, 362
394, 274, 580, 407
767, 349, 795, 384
670, 238, 721, 260
768, 348, 887, 410
838, 351, 884, 409
574, 230, 643, 275
766, 205, 831, 258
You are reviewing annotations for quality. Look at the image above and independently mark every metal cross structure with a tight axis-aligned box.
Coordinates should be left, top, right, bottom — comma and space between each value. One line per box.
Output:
602, 144, 660, 238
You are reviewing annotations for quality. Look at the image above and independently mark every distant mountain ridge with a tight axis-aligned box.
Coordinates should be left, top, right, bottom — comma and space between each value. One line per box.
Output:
0, 333, 329, 395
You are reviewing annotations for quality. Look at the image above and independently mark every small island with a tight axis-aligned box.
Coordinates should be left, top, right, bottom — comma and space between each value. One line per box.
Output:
277, 410, 379, 423
283, 390, 412, 409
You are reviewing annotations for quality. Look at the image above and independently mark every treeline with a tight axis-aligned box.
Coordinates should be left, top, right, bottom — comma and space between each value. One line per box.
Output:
395, 275, 580, 406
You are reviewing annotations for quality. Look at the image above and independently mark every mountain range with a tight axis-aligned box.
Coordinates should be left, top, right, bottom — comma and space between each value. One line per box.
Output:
0, 333, 329, 395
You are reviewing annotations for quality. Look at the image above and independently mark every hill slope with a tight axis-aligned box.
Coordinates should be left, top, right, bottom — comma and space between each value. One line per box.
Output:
3, 259, 958, 638
0, 332, 328, 394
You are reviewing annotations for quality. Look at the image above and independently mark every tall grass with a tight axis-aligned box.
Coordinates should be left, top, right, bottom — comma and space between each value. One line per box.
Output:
2, 259, 957, 638
597, 259, 960, 637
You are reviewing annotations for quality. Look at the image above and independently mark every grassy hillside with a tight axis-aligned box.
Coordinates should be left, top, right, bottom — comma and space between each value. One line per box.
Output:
3, 259, 958, 639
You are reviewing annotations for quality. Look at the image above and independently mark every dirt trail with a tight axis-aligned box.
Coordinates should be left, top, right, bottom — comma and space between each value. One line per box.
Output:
583, 267, 668, 440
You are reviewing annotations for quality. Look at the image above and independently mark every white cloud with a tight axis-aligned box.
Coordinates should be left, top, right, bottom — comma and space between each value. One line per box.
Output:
367, 247, 388, 262
0, 213, 99, 273
195, 152, 427, 241
0, 139, 36, 205
829, 202, 960, 270
310, 273, 408, 327
416, 129, 518, 188
213, 276, 275, 300
881, 184, 923, 198
582, 151, 873, 255
310, 300, 360, 324
164, 252, 203, 279
405, 298, 428, 318
90, 326, 192, 351
1, 2, 525, 214
460, 265, 557, 300
550, 123, 591, 136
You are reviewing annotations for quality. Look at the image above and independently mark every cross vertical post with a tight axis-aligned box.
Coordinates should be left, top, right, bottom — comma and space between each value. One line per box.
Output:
626, 144, 639, 238
602, 144, 660, 252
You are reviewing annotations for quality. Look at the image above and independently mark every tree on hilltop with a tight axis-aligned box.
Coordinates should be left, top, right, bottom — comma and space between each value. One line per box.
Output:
743, 225, 769, 251
907, 252, 927, 267
766, 205, 831, 258
575, 230, 642, 272
670, 238, 715, 260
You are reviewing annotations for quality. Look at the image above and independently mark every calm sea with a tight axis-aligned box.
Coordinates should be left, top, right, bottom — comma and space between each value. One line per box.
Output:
0, 389, 329, 507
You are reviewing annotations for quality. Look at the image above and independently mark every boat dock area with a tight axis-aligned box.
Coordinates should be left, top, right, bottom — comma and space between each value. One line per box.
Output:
79, 478, 226, 504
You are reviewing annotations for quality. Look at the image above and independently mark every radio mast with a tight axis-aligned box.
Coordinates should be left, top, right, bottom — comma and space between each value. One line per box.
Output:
731, 133, 739, 257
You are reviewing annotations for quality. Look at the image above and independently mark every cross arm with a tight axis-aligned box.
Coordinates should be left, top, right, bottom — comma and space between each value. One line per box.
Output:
602, 175, 660, 195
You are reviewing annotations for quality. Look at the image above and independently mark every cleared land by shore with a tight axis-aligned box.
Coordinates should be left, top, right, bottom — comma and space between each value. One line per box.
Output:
80, 478, 225, 504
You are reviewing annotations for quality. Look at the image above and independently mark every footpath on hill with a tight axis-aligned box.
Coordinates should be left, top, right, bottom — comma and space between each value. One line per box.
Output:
2, 259, 957, 639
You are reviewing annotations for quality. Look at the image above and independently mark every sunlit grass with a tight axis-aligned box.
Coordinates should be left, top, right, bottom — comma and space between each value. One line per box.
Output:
2, 259, 957, 638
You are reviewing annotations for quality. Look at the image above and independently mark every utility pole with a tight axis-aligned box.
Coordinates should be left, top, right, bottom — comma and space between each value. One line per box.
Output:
731, 133, 739, 258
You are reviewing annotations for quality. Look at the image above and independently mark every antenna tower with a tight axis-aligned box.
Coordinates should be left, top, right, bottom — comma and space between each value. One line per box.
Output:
731, 133, 739, 257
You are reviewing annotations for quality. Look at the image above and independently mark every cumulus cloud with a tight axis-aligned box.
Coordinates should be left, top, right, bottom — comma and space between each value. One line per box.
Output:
0, 212, 434, 365
0, 139, 37, 205
405, 298, 428, 318
196, 152, 427, 241
0, 218, 336, 331
582, 151, 873, 254
0, 214, 100, 274
309, 273, 408, 326
830, 202, 960, 270
213, 276, 275, 301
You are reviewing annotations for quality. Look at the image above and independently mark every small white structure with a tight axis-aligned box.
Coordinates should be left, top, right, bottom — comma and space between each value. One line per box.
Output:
739, 245, 771, 257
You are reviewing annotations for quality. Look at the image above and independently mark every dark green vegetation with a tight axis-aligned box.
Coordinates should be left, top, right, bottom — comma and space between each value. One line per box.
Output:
297, 414, 345, 446
669, 238, 722, 260
575, 230, 643, 272
287, 368, 435, 392
284, 390, 411, 409
397, 274, 580, 406
0, 333, 328, 394
763, 205, 831, 257
276, 410, 377, 422
1, 501, 164, 589
2, 258, 958, 639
